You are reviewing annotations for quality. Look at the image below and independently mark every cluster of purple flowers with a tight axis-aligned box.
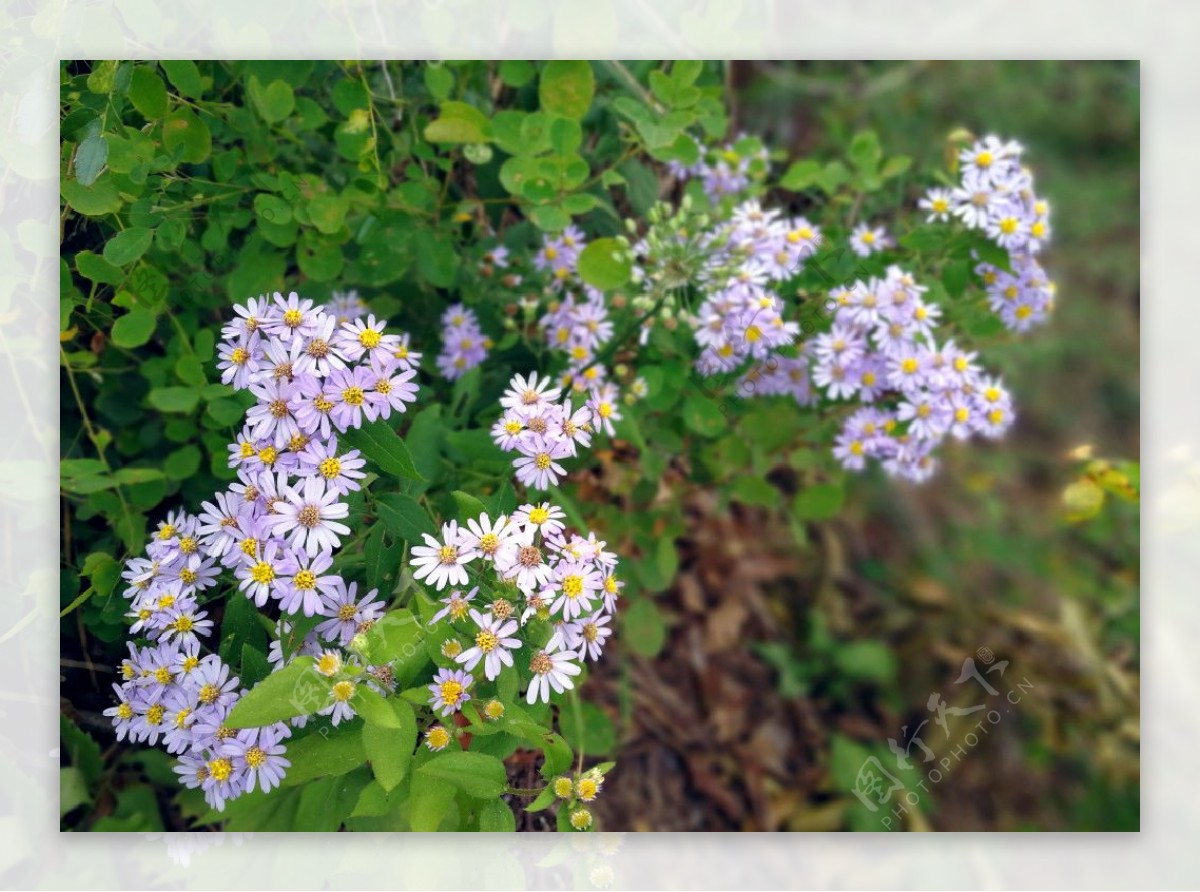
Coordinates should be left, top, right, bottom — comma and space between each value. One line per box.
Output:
683, 200, 821, 399
108, 292, 424, 809
110, 520, 291, 813
532, 224, 587, 291
418, 503, 623, 708
436, 303, 491, 380
977, 252, 1057, 333
668, 135, 769, 201
919, 135, 1056, 330
490, 371, 619, 490
809, 266, 1015, 482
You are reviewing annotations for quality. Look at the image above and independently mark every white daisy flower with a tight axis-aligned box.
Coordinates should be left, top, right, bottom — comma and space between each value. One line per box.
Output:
411, 521, 473, 591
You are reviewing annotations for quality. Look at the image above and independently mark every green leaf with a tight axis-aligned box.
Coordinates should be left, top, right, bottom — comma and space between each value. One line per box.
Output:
225, 657, 330, 728
361, 609, 428, 686
849, 130, 882, 175
451, 490, 488, 522
682, 393, 726, 438
424, 64, 455, 100
576, 237, 631, 291
162, 109, 212, 163
833, 640, 897, 683
792, 482, 844, 520
254, 193, 292, 226
353, 686, 401, 728
307, 193, 348, 235
374, 492, 435, 543
296, 230, 344, 282
110, 308, 158, 348
417, 751, 507, 799
247, 76, 295, 124
499, 60, 536, 88
341, 420, 422, 481
478, 797, 516, 831
103, 228, 153, 267
524, 784, 558, 813
163, 444, 202, 479
128, 66, 169, 118
147, 386, 197, 414
881, 155, 912, 179
160, 60, 203, 98
241, 643, 272, 688
424, 101, 492, 144
408, 773, 456, 831
74, 133, 108, 187
539, 61, 594, 120
549, 116, 583, 155
943, 259, 971, 299
281, 727, 368, 787
780, 158, 821, 192
362, 699, 417, 792
623, 598, 667, 657
529, 204, 570, 232
62, 178, 123, 216
76, 250, 124, 285
816, 160, 850, 194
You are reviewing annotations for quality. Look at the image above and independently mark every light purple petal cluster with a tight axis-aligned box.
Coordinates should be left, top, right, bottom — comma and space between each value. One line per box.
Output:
922, 135, 1056, 330
810, 266, 1015, 483
110, 291, 408, 811
436, 303, 491, 380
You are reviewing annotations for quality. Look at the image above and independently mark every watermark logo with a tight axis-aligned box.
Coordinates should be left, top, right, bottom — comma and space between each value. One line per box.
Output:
851, 648, 1036, 828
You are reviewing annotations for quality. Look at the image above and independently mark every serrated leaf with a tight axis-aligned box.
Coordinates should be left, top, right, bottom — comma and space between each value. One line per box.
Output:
417, 751, 507, 799
224, 657, 329, 728
362, 699, 417, 792
341, 420, 422, 481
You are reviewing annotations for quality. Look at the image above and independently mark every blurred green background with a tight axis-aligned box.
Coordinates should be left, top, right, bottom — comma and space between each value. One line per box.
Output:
588, 61, 1139, 831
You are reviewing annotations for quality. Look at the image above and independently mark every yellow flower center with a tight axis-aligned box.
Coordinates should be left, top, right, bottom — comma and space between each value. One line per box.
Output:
117, 702, 133, 720
314, 396, 334, 413
359, 328, 381, 349
439, 679, 464, 706
535, 452, 552, 471
172, 615, 194, 633
337, 603, 356, 621
479, 533, 499, 554
439, 544, 459, 565
528, 507, 549, 525
294, 569, 317, 591
250, 561, 275, 584
208, 757, 233, 781
577, 777, 599, 801
342, 386, 364, 407
258, 446, 278, 465
332, 680, 355, 703
174, 707, 192, 728
318, 457, 341, 479
475, 630, 498, 653
155, 667, 173, 685
245, 746, 266, 769
426, 726, 451, 749
316, 653, 341, 675
999, 217, 1018, 235
157, 524, 176, 540
145, 704, 165, 726
901, 358, 919, 375
231, 347, 249, 365
199, 683, 221, 705
562, 574, 584, 598
239, 441, 256, 458
976, 151, 993, 168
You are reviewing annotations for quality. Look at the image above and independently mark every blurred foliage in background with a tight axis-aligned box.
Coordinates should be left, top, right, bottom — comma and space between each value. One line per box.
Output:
59, 60, 1138, 832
